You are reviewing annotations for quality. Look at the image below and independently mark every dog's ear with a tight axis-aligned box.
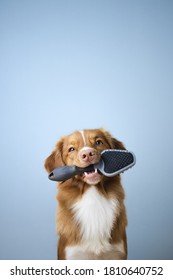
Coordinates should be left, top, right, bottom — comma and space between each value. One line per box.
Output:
101, 128, 126, 150
110, 137, 126, 150
44, 138, 64, 173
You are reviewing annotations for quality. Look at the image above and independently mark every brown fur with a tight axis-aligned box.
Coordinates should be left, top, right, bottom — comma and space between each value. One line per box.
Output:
45, 128, 127, 260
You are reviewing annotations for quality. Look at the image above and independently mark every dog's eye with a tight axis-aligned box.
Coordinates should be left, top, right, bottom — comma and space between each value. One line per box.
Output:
68, 147, 75, 152
96, 139, 103, 145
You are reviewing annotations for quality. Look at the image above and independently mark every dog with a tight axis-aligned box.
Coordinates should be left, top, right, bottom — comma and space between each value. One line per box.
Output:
45, 128, 127, 260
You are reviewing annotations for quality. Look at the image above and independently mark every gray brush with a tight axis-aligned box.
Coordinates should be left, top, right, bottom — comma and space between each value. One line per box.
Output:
48, 149, 136, 182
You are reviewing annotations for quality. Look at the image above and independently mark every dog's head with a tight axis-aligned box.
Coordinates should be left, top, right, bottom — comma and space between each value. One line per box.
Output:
45, 128, 125, 185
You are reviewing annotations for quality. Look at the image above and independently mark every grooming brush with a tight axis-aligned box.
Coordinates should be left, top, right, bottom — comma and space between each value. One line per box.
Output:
48, 149, 136, 182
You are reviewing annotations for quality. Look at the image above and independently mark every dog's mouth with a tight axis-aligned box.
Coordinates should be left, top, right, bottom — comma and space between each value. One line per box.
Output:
81, 168, 102, 184
82, 168, 98, 178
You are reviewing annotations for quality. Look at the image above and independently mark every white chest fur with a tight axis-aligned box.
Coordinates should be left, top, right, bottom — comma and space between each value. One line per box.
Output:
71, 186, 119, 255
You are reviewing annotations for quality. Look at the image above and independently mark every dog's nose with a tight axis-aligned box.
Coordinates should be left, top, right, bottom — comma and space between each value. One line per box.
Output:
79, 148, 97, 163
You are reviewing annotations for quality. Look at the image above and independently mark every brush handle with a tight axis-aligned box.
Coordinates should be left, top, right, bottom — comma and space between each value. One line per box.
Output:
48, 164, 94, 181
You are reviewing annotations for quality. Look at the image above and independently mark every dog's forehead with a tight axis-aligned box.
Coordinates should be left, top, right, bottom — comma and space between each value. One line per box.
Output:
64, 129, 105, 146
64, 130, 82, 144
83, 129, 105, 140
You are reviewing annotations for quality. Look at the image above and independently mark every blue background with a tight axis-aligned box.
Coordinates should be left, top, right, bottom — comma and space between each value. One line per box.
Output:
0, 0, 173, 259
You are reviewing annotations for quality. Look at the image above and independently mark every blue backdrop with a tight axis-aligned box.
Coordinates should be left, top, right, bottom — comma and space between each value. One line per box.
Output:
0, 0, 173, 259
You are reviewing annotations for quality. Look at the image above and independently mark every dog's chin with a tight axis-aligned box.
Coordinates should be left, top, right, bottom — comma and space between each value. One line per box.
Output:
81, 169, 102, 185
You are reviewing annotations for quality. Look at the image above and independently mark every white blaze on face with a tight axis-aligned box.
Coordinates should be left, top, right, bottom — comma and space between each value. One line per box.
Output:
79, 130, 87, 146
78, 130, 101, 184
